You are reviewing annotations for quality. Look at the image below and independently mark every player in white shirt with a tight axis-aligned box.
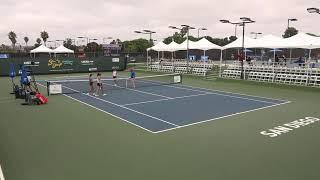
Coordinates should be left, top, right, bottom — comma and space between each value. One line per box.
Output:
112, 69, 117, 86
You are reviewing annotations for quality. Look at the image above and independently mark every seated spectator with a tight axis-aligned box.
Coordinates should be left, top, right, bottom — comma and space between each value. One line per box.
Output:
294, 57, 304, 67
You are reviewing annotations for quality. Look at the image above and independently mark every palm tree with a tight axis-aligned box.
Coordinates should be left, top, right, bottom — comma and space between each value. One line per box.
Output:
8, 31, 17, 48
40, 31, 49, 46
24, 36, 29, 46
36, 38, 41, 44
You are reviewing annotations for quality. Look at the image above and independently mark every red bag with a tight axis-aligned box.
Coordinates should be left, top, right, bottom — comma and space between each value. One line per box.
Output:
35, 92, 48, 104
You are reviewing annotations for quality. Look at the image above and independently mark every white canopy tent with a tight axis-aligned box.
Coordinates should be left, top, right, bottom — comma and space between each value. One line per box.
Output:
30, 44, 54, 53
148, 41, 168, 51
53, 45, 74, 54
222, 36, 256, 49
165, 41, 181, 52
30, 44, 54, 58
247, 35, 284, 49
281, 32, 320, 49
191, 38, 222, 51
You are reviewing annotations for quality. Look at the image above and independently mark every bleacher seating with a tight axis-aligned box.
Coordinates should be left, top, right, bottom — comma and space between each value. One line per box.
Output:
222, 64, 320, 88
221, 70, 241, 79
148, 59, 215, 76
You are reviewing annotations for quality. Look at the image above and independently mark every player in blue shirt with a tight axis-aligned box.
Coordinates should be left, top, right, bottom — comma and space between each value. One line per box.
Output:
129, 68, 136, 88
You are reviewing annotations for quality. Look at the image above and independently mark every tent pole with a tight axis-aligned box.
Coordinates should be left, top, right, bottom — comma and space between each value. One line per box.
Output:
146, 50, 149, 70
219, 49, 223, 77
289, 49, 292, 64
273, 49, 276, 73
203, 50, 206, 76
308, 49, 311, 61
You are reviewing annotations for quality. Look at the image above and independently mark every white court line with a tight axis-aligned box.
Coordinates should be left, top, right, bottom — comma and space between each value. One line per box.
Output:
122, 93, 213, 106
104, 83, 172, 99
53, 75, 88, 79
63, 94, 155, 133
0, 164, 5, 180
37, 83, 160, 133
140, 79, 288, 102
61, 85, 178, 127
178, 84, 288, 102
158, 84, 279, 105
153, 101, 292, 134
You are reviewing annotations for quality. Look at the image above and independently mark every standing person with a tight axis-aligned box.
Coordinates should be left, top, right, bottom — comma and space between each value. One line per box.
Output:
88, 73, 94, 95
112, 69, 118, 86
282, 55, 287, 66
129, 68, 136, 89
95, 73, 105, 96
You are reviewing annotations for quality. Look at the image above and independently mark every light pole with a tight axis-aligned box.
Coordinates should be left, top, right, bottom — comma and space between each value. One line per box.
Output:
169, 25, 195, 71
251, 32, 262, 58
287, 18, 298, 29
220, 17, 255, 79
56, 40, 64, 46
220, 20, 242, 37
77, 36, 89, 45
307, 7, 320, 14
250, 32, 262, 39
197, 28, 207, 38
103, 37, 113, 44
88, 38, 98, 43
134, 30, 156, 43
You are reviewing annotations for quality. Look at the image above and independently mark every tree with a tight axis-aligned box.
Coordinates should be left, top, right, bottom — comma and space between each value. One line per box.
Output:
180, 27, 188, 37
116, 39, 122, 44
63, 38, 78, 51
282, 27, 298, 38
122, 38, 152, 53
64, 38, 73, 48
24, 36, 29, 46
229, 36, 237, 43
8, 31, 17, 48
163, 32, 186, 44
34, 38, 42, 48
40, 31, 49, 45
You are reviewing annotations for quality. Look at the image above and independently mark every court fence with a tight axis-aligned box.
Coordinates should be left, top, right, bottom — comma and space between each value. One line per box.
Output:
0, 55, 126, 76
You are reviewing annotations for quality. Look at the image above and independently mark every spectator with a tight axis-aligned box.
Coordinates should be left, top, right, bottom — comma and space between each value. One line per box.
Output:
275, 54, 279, 63
282, 55, 287, 66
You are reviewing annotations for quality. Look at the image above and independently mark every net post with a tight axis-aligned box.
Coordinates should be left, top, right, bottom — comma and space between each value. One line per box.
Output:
46, 81, 50, 96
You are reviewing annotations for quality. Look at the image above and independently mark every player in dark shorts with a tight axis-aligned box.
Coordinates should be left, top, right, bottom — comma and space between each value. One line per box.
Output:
95, 73, 105, 96
129, 68, 136, 88
88, 74, 94, 95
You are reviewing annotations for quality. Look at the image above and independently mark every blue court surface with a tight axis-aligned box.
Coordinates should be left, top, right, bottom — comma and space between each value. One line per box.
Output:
44, 77, 290, 134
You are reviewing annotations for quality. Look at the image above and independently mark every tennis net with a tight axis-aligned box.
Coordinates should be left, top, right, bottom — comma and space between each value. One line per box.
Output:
46, 73, 182, 95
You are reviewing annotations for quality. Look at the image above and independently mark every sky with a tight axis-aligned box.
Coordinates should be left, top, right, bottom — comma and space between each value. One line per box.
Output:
1, 0, 319, 46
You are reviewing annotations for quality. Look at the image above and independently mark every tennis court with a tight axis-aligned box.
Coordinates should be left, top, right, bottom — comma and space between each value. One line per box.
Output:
41, 74, 289, 133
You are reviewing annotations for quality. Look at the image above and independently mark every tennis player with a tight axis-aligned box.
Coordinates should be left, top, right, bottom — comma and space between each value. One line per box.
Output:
26, 72, 33, 92
112, 69, 118, 86
129, 68, 136, 88
88, 73, 94, 95
95, 73, 106, 96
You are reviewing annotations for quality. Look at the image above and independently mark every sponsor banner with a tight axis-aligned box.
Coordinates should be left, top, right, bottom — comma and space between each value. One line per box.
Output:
81, 60, 94, 66
89, 67, 97, 71
112, 58, 120, 62
0, 56, 125, 76
24, 61, 40, 67
0, 54, 9, 59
